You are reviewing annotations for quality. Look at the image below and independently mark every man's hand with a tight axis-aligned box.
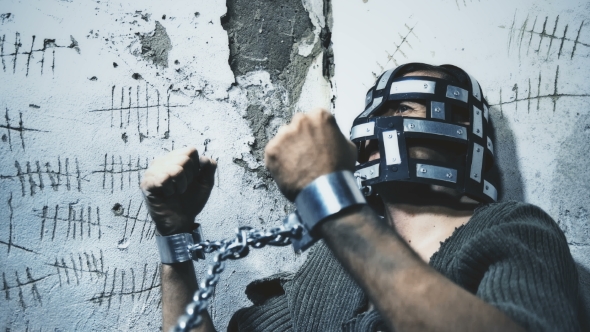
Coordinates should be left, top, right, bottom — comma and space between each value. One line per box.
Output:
140, 147, 217, 236
264, 108, 357, 201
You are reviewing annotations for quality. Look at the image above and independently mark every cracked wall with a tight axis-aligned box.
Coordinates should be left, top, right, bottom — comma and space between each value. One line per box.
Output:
223, 0, 333, 184
0, 0, 330, 330
5, 0, 587, 330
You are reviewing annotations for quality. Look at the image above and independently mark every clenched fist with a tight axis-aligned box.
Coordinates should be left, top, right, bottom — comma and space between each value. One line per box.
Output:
265, 108, 357, 201
140, 147, 217, 236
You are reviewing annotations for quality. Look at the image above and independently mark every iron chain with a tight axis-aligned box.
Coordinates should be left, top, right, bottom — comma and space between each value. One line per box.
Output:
171, 223, 303, 332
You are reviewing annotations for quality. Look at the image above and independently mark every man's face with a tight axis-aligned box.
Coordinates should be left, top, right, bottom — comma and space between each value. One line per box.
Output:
366, 70, 469, 164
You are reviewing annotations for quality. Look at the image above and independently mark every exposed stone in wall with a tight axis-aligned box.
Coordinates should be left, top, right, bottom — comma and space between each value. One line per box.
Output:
137, 21, 172, 68
222, 0, 333, 184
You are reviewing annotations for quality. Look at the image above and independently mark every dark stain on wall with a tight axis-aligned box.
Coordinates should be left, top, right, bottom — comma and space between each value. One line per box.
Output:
222, 0, 333, 184
138, 21, 172, 68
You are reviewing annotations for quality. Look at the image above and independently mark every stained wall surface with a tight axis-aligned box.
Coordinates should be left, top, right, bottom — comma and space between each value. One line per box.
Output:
1, 0, 589, 331
0, 0, 330, 330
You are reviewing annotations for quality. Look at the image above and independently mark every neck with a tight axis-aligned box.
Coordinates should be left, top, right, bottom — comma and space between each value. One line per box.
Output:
382, 183, 477, 263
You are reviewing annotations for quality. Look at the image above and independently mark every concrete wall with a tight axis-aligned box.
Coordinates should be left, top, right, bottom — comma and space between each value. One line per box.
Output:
0, 0, 330, 330
1, 0, 588, 330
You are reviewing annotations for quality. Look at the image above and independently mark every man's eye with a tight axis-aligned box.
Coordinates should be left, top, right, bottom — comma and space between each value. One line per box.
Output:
398, 105, 412, 113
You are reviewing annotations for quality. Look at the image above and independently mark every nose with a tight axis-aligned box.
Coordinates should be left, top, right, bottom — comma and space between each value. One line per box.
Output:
368, 150, 380, 162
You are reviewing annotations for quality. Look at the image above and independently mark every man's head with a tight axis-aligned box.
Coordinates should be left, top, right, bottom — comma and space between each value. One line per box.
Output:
350, 63, 498, 207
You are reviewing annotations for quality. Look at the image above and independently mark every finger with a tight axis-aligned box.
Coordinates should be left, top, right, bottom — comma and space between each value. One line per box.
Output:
196, 156, 217, 187
172, 171, 188, 194
152, 171, 177, 196
170, 146, 197, 157
182, 157, 195, 185
187, 147, 201, 179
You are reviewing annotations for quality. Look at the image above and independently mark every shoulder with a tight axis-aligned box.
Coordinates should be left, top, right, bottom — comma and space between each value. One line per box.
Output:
460, 201, 567, 243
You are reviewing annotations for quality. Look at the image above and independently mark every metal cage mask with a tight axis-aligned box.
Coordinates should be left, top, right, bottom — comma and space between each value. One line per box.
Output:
350, 64, 498, 203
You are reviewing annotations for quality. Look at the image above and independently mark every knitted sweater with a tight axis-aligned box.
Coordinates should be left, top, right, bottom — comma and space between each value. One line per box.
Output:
227, 202, 580, 331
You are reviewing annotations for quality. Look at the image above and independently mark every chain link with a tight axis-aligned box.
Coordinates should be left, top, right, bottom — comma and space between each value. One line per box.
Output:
171, 223, 303, 332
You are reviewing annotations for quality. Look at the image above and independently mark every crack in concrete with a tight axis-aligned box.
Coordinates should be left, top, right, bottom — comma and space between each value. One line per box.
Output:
222, 0, 333, 183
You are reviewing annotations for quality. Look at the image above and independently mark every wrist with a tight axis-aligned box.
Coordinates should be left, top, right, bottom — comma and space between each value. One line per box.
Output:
155, 224, 205, 264
285, 170, 367, 253
155, 218, 197, 236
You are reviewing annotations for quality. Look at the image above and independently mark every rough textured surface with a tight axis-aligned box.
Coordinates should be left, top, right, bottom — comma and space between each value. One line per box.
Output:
0, 0, 328, 330
223, 0, 332, 184
138, 21, 172, 68
3, 0, 587, 330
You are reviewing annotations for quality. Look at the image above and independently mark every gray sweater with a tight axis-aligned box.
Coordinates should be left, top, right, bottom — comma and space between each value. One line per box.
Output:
228, 202, 580, 331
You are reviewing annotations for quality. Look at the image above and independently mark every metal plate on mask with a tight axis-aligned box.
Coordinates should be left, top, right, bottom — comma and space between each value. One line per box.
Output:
431, 101, 445, 120
483, 104, 489, 121
416, 163, 457, 183
487, 136, 494, 154
390, 80, 436, 95
376, 69, 394, 90
382, 130, 401, 165
483, 180, 498, 201
403, 119, 468, 140
468, 74, 481, 101
356, 163, 380, 180
446, 85, 468, 103
365, 89, 373, 107
359, 96, 383, 118
350, 122, 375, 140
470, 143, 484, 183
473, 106, 483, 138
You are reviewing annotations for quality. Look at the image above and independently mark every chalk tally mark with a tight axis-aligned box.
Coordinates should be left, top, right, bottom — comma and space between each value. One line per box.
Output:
89, 84, 188, 141
373, 23, 418, 80
34, 202, 103, 241
0, 157, 84, 196
0, 32, 79, 76
48, 250, 106, 287
490, 66, 590, 115
506, 14, 588, 59
93, 154, 149, 193
1, 108, 46, 151
113, 199, 156, 246
0, 192, 39, 254
2, 268, 49, 309
89, 264, 161, 311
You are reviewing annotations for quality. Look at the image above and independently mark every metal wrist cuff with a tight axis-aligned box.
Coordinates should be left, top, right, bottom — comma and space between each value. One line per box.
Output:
156, 233, 194, 264
295, 170, 367, 235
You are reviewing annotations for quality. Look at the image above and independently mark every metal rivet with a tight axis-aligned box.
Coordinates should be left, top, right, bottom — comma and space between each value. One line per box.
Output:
424, 83, 429, 89
420, 168, 427, 173
476, 129, 480, 133
446, 173, 453, 178
366, 128, 370, 132
473, 173, 478, 178
488, 142, 491, 147
476, 111, 480, 115
476, 148, 481, 152
391, 157, 396, 162
454, 91, 459, 96
485, 185, 489, 190
475, 92, 479, 97
388, 134, 393, 138
434, 107, 441, 112
370, 170, 374, 174
409, 124, 415, 129
457, 129, 463, 135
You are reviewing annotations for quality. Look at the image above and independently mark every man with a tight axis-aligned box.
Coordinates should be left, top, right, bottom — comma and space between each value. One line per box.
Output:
140, 63, 580, 331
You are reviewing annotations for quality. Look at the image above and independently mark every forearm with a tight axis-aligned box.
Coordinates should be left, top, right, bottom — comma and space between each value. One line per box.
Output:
161, 262, 216, 332
319, 205, 524, 332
